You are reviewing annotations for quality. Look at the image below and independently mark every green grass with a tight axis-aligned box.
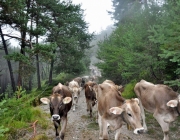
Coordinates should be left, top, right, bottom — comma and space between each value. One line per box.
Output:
87, 122, 99, 130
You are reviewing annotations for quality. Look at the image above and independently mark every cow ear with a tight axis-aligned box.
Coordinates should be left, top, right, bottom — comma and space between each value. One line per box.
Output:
63, 97, 72, 104
40, 98, 50, 105
167, 100, 178, 107
109, 107, 124, 115
134, 98, 139, 104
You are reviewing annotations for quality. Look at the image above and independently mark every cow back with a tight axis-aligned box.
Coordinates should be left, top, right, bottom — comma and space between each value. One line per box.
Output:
97, 83, 125, 117
134, 80, 178, 112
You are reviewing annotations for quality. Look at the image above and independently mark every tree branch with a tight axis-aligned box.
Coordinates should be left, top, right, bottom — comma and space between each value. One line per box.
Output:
0, 33, 33, 48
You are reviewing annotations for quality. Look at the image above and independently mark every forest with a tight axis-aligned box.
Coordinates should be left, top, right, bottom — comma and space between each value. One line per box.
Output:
0, 0, 180, 139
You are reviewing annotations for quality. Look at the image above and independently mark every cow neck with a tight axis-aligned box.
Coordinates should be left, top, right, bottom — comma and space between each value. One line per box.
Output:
175, 101, 180, 116
121, 112, 127, 124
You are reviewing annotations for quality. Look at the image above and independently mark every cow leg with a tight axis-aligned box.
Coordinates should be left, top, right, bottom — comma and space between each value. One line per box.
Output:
95, 103, 98, 123
86, 99, 90, 112
73, 104, 76, 111
102, 118, 108, 140
60, 117, 67, 140
72, 99, 76, 111
139, 99, 148, 132
98, 113, 108, 139
153, 113, 169, 140
54, 120, 60, 136
115, 128, 121, 140
98, 113, 104, 139
90, 101, 93, 117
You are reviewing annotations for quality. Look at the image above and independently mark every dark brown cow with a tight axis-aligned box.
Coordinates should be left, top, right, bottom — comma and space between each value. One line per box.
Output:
134, 79, 180, 140
93, 80, 144, 140
40, 83, 72, 140
84, 81, 97, 117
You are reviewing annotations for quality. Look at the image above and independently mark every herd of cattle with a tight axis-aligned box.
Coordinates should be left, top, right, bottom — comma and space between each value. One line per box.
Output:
40, 77, 180, 140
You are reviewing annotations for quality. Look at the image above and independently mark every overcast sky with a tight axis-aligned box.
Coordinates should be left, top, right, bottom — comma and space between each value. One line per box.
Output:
72, 0, 114, 33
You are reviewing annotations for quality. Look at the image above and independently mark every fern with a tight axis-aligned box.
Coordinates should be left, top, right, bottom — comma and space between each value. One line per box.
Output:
0, 100, 9, 137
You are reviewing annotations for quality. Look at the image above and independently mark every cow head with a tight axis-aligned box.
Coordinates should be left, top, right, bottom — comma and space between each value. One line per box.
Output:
167, 94, 180, 115
40, 94, 71, 121
109, 98, 144, 134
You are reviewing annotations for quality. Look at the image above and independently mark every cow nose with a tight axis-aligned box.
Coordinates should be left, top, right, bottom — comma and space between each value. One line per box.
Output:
137, 129, 144, 134
134, 127, 144, 134
74, 96, 78, 99
52, 114, 60, 120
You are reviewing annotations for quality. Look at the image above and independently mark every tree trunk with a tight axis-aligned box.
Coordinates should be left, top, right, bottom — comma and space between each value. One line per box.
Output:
36, 53, 41, 89
49, 50, 55, 85
48, 58, 54, 85
28, 5, 33, 91
0, 26, 16, 92
36, 13, 41, 89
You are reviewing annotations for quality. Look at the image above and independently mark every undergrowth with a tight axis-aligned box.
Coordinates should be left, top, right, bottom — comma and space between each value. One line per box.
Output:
0, 72, 74, 140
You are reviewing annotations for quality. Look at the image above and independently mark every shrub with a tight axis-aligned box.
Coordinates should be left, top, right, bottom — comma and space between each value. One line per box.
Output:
122, 80, 137, 99
0, 100, 9, 137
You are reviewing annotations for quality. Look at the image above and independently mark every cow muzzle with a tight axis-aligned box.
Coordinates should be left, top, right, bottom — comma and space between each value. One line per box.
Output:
73, 96, 78, 102
134, 127, 144, 134
74, 95, 78, 99
52, 114, 60, 121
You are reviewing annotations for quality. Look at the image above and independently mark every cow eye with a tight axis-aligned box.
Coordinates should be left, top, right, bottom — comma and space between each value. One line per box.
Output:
127, 113, 132, 117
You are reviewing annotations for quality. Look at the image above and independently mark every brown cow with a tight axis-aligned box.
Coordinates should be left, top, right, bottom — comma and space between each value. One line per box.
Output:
94, 81, 144, 140
68, 80, 82, 111
134, 79, 180, 140
40, 83, 72, 140
84, 81, 97, 117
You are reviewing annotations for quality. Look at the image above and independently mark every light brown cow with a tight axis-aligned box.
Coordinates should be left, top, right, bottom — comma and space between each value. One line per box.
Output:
94, 81, 144, 140
40, 83, 72, 140
134, 80, 180, 140
68, 80, 82, 111
84, 81, 97, 117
